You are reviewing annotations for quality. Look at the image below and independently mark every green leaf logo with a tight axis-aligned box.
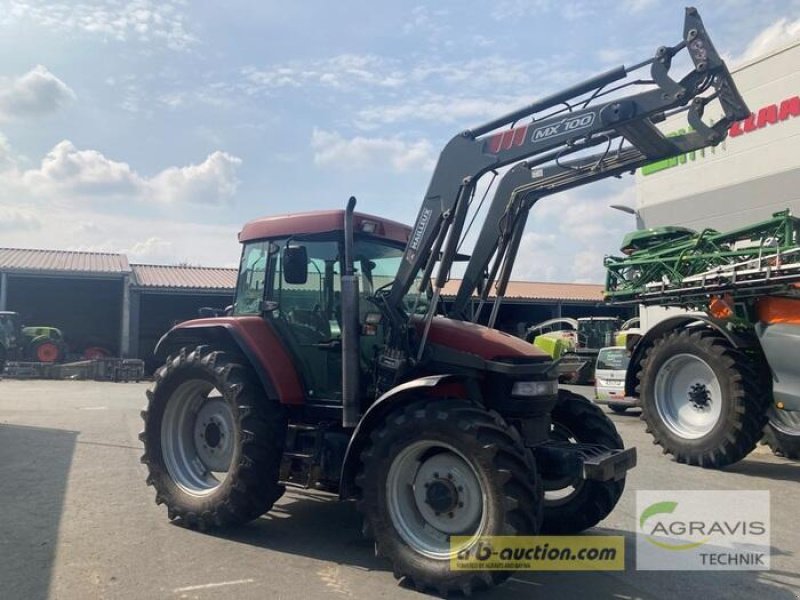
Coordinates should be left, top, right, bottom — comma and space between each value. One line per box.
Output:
640, 501, 709, 551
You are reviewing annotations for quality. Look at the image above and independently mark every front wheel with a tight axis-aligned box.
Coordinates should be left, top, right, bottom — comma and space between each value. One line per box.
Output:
356, 399, 542, 595
140, 346, 287, 529
541, 390, 625, 534
638, 329, 769, 468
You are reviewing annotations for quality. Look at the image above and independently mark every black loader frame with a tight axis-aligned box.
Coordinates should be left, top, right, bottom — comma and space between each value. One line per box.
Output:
372, 7, 747, 390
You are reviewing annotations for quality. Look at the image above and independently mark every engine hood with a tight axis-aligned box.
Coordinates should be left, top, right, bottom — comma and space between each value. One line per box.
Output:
414, 316, 550, 361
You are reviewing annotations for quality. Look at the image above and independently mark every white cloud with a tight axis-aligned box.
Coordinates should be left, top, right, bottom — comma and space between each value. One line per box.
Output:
0, 132, 16, 170
0, 65, 75, 120
1, 140, 242, 206
357, 95, 530, 128
620, 0, 658, 14
241, 53, 578, 100
513, 231, 561, 282
0, 207, 41, 232
0, 0, 196, 50
3, 201, 241, 267
242, 54, 405, 94
402, 5, 450, 36
597, 48, 626, 64
511, 183, 636, 283
22, 140, 141, 197
491, 0, 594, 21
731, 17, 800, 65
126, 236, 174, 263
311, 129, 435, 172
149, 151, 242, 204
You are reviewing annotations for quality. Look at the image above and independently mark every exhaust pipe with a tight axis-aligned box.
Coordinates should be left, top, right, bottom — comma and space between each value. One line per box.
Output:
342, 197, 361, 428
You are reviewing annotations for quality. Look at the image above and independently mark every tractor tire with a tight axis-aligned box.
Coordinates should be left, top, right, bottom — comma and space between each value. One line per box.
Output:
356, 398, 542, 595
763, 407, 800, 459
609, 403, 628, 414
541, 390, 625, 534
638, 328, 769, 468
31, 338, 62, 363
140, 346, 287, 529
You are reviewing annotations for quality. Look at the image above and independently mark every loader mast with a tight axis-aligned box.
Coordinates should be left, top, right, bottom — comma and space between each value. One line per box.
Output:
380, 7, 748, 355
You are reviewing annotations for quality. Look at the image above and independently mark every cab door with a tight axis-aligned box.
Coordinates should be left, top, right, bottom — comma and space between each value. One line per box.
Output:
272, 239, 344, 401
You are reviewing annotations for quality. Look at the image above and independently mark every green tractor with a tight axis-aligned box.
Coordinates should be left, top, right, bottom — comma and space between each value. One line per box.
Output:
526, 316, 621, 384
0, 311, 66, 372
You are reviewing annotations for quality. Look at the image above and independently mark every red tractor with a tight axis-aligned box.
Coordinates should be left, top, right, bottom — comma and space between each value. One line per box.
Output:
140, 9, 746, 593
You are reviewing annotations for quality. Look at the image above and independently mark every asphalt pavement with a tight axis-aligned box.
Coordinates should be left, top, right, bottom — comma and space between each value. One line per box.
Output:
0, 380, 798, 600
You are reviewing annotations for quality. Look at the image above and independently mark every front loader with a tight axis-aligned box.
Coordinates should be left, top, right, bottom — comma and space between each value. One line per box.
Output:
140, 8, 747, 594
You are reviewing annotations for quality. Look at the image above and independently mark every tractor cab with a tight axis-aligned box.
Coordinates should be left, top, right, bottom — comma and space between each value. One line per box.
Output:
0, 311, 21, 346
233, 209, 417, 401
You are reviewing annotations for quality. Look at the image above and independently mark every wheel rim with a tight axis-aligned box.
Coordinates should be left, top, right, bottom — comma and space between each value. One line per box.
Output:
386, 441, 486, 559
37, 342, 59, 362
161, 379, 236, 496
768, 406, 800, 436
653, 353, 723, 439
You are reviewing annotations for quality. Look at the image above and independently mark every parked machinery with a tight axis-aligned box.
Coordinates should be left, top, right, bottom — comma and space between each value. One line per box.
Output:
606, 210, 800, 465
0, 311, 66, 370
525, 317, 621, 384
141, 9, 746, 593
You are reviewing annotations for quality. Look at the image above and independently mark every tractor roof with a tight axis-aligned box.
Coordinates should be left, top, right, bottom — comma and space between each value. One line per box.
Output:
239, 210, 410, 245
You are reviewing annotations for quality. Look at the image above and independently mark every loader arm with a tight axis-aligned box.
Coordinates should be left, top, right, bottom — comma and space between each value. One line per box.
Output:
380, 7, 748, 353
449, 146, 658, 322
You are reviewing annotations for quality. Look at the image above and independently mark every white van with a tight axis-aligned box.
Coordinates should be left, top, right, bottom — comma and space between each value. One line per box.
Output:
594, 346, 637, 414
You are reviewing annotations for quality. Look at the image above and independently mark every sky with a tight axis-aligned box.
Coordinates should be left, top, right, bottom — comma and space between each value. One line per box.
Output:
0, 0, 798, 282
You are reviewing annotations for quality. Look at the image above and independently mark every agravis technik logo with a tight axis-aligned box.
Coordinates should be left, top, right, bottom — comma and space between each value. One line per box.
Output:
636, 491, 770, 571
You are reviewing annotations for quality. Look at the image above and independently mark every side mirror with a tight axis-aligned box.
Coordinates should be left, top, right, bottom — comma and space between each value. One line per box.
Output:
283, 245, 308, 285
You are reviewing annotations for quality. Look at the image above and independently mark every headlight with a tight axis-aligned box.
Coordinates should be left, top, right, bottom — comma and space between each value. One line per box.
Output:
511, 380, 558, 397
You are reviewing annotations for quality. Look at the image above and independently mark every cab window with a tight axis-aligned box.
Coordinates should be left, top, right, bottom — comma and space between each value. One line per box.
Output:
233, 241, 272, 315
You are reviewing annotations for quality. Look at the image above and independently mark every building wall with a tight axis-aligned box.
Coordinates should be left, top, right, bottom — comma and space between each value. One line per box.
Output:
635, 41, 800, 231
135, 291, 233, 370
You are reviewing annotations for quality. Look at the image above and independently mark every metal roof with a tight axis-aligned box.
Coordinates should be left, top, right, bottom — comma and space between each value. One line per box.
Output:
0, 247, 130, 275
0, 246, 603, 302
131, 264, 237, 291
441, 279, 604, 303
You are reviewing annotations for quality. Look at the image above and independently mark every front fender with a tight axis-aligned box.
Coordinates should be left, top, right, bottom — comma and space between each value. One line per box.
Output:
625, 314, 756, 397
339, 374, 478, 499
155, 317, 304, 405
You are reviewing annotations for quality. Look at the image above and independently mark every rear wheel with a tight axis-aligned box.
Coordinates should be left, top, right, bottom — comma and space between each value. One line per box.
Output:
83, 346, 111, 360
140, 346, 286, 529
541, 390, 625, 534
356, 399, 542, 595
764, 407, 800, 459
638, 329, 768, 468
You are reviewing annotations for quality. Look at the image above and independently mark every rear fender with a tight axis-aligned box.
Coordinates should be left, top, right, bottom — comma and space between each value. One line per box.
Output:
625, 314, 756, 397
338, 374, 479, 499
154, 317, 304, 405
756, 322, 800, 411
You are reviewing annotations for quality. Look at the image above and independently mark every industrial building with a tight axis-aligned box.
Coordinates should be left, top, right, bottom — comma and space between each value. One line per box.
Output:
0, 247, 630, 369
